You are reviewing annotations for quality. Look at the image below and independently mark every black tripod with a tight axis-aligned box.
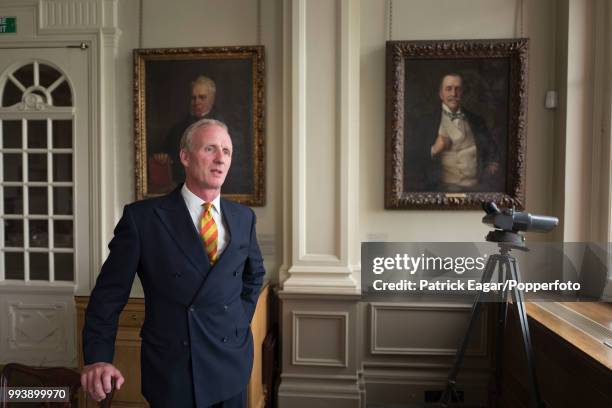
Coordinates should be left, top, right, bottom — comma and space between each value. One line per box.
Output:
440, 231, 544, 408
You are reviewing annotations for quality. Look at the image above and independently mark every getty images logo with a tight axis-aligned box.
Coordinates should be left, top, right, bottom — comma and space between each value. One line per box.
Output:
371, 253, 488, 275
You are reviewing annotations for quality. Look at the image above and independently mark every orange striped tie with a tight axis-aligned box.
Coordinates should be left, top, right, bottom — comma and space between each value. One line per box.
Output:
200, 202, 218, 264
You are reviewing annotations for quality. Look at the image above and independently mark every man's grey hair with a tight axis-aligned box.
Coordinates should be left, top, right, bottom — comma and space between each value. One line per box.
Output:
439, 73, 464, 90
180, 119, 229, 151
191, 75, 216, 94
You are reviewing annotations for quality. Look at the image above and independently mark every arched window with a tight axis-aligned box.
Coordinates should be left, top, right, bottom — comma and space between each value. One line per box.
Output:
0, 61, 75, 283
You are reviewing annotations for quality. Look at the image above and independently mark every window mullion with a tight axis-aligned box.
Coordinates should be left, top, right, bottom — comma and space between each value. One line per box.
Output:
33, 61, 39, 87
48, 118, 54, 283
22, 118, 29, 282
0, 119, 4, 282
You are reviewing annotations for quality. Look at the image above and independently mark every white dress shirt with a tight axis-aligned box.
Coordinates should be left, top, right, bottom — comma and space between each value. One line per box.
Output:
181, 184, 230, 256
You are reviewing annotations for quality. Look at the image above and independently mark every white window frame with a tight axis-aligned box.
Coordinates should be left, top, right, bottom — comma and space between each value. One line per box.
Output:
0, 60, 77, 288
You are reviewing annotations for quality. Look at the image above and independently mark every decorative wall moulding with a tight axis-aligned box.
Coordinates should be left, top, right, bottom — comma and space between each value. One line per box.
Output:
7, 302, 65, 350
292, 311, 349, 367
40, 0, 100, 30
1, 297, 75, 366
369, 303, 487, 357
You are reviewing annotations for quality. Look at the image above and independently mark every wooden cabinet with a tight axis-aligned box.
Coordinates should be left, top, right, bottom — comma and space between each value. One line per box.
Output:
76, 298, 147, 408
499, 303, 612, 407
76, 284, 269, 408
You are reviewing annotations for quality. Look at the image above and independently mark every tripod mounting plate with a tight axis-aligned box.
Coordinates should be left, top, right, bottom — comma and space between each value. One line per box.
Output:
486, 229, 528, 251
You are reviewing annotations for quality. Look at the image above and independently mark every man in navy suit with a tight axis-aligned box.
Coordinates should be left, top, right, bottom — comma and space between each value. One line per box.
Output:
81, 119, 265, 408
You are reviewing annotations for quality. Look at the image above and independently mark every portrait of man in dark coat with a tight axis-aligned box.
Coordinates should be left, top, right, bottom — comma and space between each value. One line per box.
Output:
403, 69, 507, 193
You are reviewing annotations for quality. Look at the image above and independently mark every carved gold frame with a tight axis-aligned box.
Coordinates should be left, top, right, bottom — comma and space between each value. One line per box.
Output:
385, 39, 529, 210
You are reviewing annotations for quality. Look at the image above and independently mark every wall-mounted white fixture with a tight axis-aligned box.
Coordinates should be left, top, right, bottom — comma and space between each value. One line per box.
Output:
545, 90, 558, 109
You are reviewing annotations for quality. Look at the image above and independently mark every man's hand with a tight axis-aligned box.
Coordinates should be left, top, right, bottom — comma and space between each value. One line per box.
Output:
431, 134, 452, 157
153, 153, 170, 164
81, 362, 124, 402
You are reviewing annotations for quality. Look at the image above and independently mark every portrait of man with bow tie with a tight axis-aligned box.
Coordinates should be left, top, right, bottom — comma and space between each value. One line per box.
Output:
385, 39, 528, 209
403, 71, 504, 194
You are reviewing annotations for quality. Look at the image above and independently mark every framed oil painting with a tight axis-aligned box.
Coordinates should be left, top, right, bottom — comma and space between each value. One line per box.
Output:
385, 39, 528, 209
134, 46, 265, 205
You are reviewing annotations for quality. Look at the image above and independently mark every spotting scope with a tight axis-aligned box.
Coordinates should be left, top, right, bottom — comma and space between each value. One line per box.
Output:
482, 202, 558, 233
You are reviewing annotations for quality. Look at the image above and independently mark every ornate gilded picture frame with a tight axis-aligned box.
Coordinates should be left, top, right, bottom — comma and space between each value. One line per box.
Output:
134, 46, 265, 205
385, 39, 528, 209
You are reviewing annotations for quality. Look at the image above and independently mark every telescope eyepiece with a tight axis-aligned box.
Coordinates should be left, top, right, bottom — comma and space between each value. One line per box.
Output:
482, 201, 500, 215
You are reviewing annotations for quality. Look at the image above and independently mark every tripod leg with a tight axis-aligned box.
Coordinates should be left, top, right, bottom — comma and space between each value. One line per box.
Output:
440, 255, 499, 407
507, 258, 544, 408
493, 260, 509, 407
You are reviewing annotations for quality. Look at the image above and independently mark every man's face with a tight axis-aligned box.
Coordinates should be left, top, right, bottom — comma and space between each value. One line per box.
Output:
191, 83, 215, 117
439, 75, 464, 112
180, 124, 232, 191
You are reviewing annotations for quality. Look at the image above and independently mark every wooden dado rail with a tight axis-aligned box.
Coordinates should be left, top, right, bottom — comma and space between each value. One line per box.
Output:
76, 283, 270, 408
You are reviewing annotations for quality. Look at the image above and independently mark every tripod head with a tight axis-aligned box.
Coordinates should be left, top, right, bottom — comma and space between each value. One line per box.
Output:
482, 202, 559, 249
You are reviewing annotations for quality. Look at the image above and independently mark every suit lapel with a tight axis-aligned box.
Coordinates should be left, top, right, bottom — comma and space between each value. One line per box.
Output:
214, 198, 240, 264
154, 187, 211, 274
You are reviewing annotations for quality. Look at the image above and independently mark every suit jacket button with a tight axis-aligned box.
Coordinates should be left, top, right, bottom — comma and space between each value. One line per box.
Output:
223, 305, 228, 311
183, 340, 189, 346
233, 271, 238, 276
189, 306, 194, 312
222, 337, 228, 343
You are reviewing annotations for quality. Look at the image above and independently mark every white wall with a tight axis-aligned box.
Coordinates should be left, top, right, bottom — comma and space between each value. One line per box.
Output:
111, 0, 284, 286
359, 0, 559, 243
110, 0, 599, 288
562, 0, 595, 241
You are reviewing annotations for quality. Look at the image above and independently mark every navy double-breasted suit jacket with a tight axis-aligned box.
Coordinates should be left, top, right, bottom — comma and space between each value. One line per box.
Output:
83, 186, 265, 407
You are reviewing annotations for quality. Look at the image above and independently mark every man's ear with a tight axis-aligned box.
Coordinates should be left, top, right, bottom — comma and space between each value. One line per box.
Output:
179, 149, 189, 168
